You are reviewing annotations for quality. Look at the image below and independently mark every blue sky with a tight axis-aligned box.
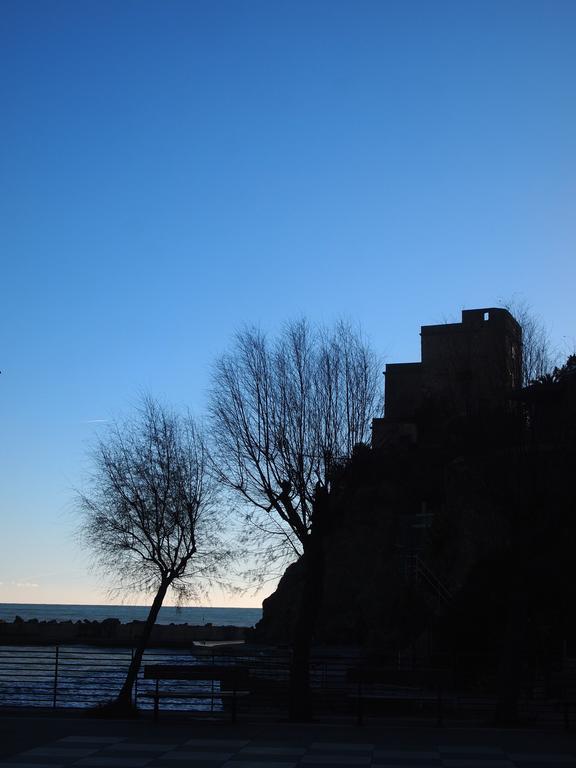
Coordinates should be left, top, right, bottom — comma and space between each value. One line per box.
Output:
1, 0, 575, 606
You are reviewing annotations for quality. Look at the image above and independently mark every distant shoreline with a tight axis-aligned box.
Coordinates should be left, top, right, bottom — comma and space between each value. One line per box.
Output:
0, 616, 251, 647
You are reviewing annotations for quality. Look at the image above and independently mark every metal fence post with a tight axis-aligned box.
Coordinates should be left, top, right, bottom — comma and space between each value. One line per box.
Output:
132, 648, 138, 706
53, 646, 59, 708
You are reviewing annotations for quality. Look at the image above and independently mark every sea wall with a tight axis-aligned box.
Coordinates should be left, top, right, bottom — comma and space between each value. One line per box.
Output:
0, 616, 247, 647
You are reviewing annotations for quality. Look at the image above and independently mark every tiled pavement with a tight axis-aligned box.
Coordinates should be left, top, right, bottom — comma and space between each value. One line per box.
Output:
1, 734, 575, 768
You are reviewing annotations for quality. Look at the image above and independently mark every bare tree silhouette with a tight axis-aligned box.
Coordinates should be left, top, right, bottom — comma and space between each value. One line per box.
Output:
78, 397, 231, 712
209, 320, 381, 719
502, 299, 555, 385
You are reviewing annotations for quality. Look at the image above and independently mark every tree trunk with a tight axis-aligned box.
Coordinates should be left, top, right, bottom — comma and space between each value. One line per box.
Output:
288, 502, 326, 721
116, 579, 170, 709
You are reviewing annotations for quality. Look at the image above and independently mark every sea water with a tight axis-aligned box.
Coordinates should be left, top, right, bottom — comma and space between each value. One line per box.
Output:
0, 602, 264, 710
0, 602, 261, 626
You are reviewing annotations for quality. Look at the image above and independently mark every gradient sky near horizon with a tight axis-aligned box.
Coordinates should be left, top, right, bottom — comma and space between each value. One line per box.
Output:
1, 0, 575, 608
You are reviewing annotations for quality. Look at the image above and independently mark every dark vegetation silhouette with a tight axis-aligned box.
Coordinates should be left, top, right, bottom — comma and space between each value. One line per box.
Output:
502, 298, 555, 386
209, 320, 381, 720
78, 397, 231, 714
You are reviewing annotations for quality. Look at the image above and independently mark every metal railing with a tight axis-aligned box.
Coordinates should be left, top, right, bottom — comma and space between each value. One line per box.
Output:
2, 643, 567, 727
403, 554, 453, 605
0, 644, 346, 715
0, 645, 136, 709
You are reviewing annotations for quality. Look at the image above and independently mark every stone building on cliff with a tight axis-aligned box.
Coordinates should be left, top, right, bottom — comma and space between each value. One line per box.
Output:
373, 307, 522, 448
254, 305, 575, 690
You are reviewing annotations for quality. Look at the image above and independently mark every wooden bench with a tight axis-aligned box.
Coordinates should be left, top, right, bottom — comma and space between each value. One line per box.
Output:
346, 666, 451, 726
142, 664, 250, 722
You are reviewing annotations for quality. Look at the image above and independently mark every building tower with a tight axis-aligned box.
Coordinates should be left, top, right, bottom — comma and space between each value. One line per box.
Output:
373, 308, 522, 447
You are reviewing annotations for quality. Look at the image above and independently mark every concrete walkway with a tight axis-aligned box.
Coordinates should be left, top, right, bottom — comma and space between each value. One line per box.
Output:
1, 713, 575, 767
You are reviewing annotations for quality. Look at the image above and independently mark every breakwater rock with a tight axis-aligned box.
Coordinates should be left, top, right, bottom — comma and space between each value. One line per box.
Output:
0, 616, 247, 647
